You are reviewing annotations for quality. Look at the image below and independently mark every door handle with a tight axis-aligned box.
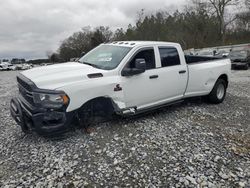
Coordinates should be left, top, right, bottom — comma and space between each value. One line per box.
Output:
179, 70, 187, 74
149, 75, 159, 79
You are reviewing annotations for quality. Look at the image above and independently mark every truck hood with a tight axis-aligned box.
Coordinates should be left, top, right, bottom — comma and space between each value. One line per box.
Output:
21, 62, 106, 90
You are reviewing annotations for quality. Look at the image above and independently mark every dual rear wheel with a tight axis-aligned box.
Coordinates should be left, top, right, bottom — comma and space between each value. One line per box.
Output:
207, 79, 227, 104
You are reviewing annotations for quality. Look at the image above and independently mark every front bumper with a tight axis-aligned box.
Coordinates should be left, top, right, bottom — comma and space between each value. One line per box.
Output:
10, 97, 75, 136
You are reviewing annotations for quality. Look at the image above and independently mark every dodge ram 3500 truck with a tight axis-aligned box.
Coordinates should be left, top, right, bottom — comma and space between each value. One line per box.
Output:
10, 41, 231, 135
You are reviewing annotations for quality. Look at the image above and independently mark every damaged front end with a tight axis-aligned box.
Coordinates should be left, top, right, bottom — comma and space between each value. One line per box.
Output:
10, 74, 75, 136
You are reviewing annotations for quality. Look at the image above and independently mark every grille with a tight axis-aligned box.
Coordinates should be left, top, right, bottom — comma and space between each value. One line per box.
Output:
17, 76, 34, 105
17, 76, 33, 91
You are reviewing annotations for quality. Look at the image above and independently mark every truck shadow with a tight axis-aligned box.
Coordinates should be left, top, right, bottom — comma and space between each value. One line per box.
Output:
17, 96, 215, 141
70, 97, 210, 138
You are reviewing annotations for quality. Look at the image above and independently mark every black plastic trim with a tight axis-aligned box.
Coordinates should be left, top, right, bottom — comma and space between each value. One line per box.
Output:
10, 97, 76, 136
11, 74, 74, 135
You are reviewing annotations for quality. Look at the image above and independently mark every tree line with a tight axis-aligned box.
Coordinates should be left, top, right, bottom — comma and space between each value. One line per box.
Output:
50, 0, 250, 62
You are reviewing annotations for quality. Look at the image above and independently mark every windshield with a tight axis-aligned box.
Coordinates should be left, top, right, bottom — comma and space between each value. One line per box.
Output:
230, 51, 248, 59
79, 45, 132, 70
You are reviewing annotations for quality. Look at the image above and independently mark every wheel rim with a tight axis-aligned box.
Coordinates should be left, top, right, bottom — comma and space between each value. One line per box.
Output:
217, 83, 225, 100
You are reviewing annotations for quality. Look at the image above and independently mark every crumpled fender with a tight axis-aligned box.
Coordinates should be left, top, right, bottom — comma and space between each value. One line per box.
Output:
56, 75, 126, 112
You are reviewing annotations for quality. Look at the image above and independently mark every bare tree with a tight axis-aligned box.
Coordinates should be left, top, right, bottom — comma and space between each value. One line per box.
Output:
246, 0, 250, 9
189, 0, 213, 13
46, 51, 53, 60
206, 0, 239, 43
58, 26, 113, 61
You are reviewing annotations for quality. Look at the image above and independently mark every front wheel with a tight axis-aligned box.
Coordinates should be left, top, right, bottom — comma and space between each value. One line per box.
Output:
208, 79, 227, 104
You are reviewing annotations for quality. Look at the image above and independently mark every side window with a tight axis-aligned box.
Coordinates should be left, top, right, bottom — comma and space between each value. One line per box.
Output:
159, 47, 181, 67
130, 49, 156, 70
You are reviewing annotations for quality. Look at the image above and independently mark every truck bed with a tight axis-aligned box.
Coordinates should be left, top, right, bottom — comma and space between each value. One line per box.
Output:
184, 57, 231, 98
185, 55, 221, 64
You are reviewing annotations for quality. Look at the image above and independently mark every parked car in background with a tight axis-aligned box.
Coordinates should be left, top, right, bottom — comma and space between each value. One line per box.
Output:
22, 63, 32, 70
14, 64, 23, 70
41, 63, 53, 66
7, 64, 16, 70
0, 62, 15, 71
15, 63, 33, 70
229, 50, 250, 70
198, 50, 215, 57
214, 50, 230, 58
0, 63, 7, 71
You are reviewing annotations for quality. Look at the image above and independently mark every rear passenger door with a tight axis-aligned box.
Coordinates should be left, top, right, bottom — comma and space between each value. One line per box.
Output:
155, 46, 188, 102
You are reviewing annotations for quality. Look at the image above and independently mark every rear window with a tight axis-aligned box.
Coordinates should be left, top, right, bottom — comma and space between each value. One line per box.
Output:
230, 51, 248, 58
159, 47, 181, 67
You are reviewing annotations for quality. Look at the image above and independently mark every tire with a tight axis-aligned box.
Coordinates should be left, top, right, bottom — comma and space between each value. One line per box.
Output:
77, 98, 115, 128
77, 101, 94, 128
208, 79, 227, 104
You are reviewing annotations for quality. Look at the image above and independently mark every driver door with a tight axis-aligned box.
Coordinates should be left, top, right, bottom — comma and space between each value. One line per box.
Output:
121, 47, 162, 109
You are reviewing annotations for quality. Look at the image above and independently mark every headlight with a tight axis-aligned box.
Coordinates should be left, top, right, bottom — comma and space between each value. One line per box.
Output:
33, 92, 69, 109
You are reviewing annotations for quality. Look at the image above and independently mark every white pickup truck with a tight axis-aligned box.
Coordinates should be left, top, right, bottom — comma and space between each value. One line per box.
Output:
10, 41, 231, 135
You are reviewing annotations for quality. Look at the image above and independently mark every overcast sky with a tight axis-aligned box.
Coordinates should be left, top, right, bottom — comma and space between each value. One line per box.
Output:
0, 0, 186, 60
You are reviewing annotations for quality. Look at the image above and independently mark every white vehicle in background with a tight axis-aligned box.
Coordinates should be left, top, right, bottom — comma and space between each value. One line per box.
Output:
22, 63, 32, 70
215, 50, 230, 58
198, 50, 215, 57
0, 62, 15, 71
41, 63, 53, 66
10, 41, 231, 136
0, 62, 8, 70
15, 63, 32, 70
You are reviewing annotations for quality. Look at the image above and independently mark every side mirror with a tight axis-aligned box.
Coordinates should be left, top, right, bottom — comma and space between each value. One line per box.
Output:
122, 58, 146, 76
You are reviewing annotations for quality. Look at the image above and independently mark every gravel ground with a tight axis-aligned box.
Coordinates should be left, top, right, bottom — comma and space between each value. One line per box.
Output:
0, 70, 249, 188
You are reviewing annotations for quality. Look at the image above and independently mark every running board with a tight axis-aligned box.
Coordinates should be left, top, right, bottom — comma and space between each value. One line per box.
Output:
120, 100, 184, 116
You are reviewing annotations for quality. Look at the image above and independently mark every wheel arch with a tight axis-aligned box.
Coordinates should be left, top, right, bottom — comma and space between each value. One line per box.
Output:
217, 74, 228, 88
77, 96, 121, 115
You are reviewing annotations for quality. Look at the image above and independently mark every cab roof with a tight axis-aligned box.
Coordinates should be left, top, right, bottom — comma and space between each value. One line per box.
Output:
104, 41, 180, 48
